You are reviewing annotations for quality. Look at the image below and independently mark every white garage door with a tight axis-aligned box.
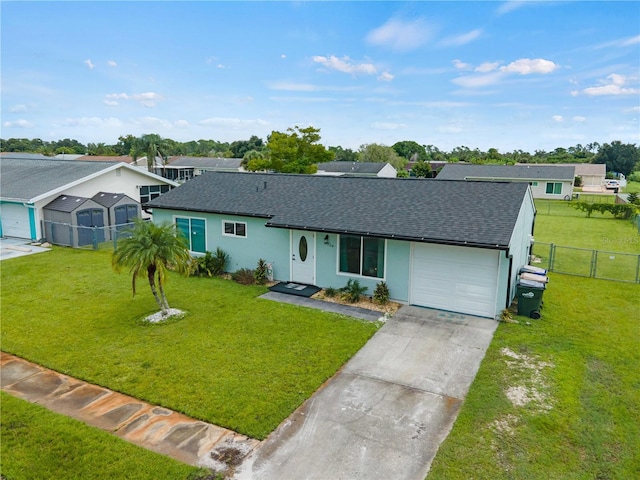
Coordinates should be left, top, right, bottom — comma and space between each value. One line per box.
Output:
0, 203, 32, 239
410, 242, 499, 318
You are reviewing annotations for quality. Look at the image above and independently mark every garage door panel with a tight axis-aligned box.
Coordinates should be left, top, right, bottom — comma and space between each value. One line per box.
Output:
1, 204, 32, 239
410, 243, 498, 318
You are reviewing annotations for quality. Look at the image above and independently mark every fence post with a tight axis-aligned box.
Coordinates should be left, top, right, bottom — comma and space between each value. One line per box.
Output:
591, 250, 597, 278
549, 243, 555, 272
636, 255, 640, 284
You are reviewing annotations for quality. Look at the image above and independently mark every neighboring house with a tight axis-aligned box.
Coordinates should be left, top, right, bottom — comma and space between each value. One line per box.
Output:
315, 162, 397, 178
0, 156, 178, 241
155, 156, 245, 183
147, 172, 536, 319
76, 155, 134, 164
517, 163, 606, 191
436, 164, 575, 199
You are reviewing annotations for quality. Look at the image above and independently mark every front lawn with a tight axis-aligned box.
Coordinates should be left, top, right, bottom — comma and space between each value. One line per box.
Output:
1, 247, 380, 440
428, 274, 640, 479
1, 393, 207, 480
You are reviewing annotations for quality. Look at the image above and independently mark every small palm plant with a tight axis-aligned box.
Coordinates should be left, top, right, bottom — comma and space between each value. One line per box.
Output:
112, 219, 190, 316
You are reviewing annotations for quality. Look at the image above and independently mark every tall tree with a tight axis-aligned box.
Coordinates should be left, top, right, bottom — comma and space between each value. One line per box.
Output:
392, 141, 427, 161
257, 125, 333, 173
358, 143, 406, 170
130, 134, 169, 173
594, 141, 640, 177
112, 219, 190, 316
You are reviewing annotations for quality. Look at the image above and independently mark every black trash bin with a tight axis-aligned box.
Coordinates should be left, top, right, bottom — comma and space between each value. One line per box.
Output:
516, 279, 545, 319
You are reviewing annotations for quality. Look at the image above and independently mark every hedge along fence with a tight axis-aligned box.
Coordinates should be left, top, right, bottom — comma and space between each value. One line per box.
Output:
571, 201, 639, 219
531, 242, 640, 284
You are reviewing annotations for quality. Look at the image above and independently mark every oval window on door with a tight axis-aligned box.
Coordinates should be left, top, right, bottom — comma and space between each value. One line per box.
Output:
299, 236, 308, 261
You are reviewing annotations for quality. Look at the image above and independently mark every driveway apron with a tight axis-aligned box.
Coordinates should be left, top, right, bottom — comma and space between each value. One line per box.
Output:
234, 305, 498, 480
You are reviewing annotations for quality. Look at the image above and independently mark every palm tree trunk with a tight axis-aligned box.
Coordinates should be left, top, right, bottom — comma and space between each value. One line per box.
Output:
147, 265, 167, 314
157, 278, 171, 312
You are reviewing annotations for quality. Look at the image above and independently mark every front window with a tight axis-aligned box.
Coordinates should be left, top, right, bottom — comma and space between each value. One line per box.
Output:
223, 221, 246, 238
545, 182, 562, 194
339, 234, 385, 278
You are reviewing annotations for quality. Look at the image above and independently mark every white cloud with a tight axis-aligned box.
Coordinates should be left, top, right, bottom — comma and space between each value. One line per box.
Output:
582, 74, 639, 96
378, 71, 394, 82
452, 71, 504, 88
573, 116, 586, 122
281, 54, 286, 59
10, 104, 28, 113
620, 35, 640, 47
452, 59, 472, 70
552, 115, 564, 122
84, 59, 95, 70
135, 117, 173, 129
104, 92, 164, 107
439, 29, 483, 47
312, 55, 377, 75
475, 62, 500, 73
496, 1, 528, 15
103, 100, 119, 106
108, 60, 117, 67
499, 58, 559, 75
366, 17, 434, 52
217, 64, 227, 69
56, 117, 123, 128
174, 120, 190, 128
198, 117, 269, 129
371, 122, 405, 130
438, 124, 463, 134
2, 119, 34, 128
268, 82, 319, 92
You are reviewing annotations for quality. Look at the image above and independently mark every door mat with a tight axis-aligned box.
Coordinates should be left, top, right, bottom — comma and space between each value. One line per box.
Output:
268, 282, 321, 298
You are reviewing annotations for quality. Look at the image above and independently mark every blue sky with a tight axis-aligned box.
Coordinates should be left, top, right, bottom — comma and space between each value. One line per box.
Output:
2, 1, 639, 153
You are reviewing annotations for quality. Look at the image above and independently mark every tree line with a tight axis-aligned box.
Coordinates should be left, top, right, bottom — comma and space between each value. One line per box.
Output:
2, 128, 638, 177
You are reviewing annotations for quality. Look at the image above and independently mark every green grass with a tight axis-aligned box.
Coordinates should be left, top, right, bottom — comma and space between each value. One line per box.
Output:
1, 393, 207, 480
428, 274, 640, 479
624, 180, 640, 194
1, 248, 380, 440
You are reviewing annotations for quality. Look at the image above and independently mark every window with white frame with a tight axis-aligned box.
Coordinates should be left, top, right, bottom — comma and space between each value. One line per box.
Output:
223, 220, 246, 238
545, 182, 562, 194
339, 234, 385, 278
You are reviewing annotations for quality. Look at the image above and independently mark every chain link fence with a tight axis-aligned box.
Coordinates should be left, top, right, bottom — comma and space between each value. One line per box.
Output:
531, 242, 640, 283
42, 221, 136, 251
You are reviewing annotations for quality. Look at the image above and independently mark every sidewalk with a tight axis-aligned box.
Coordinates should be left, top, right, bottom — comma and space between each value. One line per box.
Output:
0, 352, 259, 474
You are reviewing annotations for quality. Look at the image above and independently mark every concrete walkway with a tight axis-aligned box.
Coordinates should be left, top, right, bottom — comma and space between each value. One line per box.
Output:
2, 300, 498, 479
0, 352, 259, 474
234, 306, 498, 480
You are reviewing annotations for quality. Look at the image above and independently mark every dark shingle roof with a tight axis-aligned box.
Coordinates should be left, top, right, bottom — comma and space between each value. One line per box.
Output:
44, 195, 92, 213
92, 192, 132, 208
168, 157, 243, 169
316, 162, 388, 174
436, 164, 575, 181
148, 172, 531, 249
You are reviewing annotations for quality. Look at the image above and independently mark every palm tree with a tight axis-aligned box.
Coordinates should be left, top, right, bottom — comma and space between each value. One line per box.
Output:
130, 134, 168, 173
112, 219, 190, 316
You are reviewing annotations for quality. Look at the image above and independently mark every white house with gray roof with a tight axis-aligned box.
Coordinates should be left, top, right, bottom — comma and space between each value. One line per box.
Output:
316, 161, 397, 178
147, 172, 536, 319
0, 156, 178, 241
436, 164, 576, 199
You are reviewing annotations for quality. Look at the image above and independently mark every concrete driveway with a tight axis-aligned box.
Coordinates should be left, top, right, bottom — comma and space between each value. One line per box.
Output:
234, 305, 498, 480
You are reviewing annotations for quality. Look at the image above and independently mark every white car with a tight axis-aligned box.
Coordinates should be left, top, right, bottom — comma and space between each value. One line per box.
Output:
604, 180, 620, 189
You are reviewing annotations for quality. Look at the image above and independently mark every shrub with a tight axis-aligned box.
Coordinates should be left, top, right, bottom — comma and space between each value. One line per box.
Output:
373, 281, 390, 305
339, 279, 368, 303
324, 287, 338, 298
254, 259, 269, 285
627, 192, 639, 205
187, 248, 229, 277
232, 268, 256, 285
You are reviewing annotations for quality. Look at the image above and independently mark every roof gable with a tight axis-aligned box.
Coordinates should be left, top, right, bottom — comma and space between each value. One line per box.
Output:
148, 172, 531, 249
0, 157, 178, 202
44, 194, 92, 213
